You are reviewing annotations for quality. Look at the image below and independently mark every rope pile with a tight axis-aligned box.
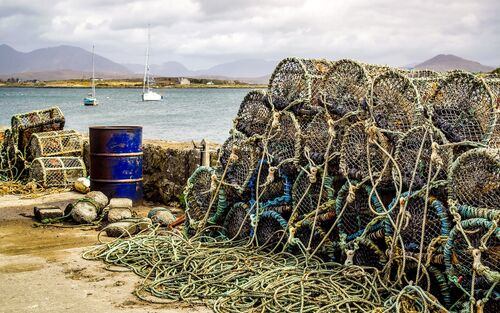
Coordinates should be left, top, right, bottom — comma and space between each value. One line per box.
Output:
89, 58, 498, 312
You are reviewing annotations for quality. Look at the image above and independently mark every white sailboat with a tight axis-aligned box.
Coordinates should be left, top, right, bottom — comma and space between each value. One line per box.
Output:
142, 26, 162, 101
83, 45, 98, 106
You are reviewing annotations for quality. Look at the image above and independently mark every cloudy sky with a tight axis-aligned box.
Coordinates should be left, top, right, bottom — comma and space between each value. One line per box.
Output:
0, 0, 498, 69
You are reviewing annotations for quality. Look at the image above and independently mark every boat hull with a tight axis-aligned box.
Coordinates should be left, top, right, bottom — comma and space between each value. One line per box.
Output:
142, 91, 162, 101
84, 97, 98, 106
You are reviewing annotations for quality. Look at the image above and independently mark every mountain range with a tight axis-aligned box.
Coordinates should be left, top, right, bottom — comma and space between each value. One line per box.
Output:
0, 44, 496, 83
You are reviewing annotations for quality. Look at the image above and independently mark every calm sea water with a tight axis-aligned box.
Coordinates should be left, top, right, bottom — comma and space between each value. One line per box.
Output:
0, 88, 257, 143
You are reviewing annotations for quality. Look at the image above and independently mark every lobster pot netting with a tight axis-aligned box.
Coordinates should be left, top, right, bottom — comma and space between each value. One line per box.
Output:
217, 131, 259, 192
248, 161, 292, 211
291, 166, 335, 220
28, 130, 83, 160
268, 57, 331, 112
340, 121, 391, 182
234, 90, 271, 138
184, 166, 218, 225
429, 72, 496, 145
448, 148, 500, 211
301, 111, 345, 169
394, 126, 452, 190
223, 202, 252, 240
444, 218, 499, 291
11, 106, 65, 151
255, 210, 288, 250
385, 191, 451, 253
411, 77, 441, 104
291, 220, 332, 257
345, 238, 387, 270
30, 156, 86, 187
401, 262, 451, 307
484, 79, 499, 148
321, 59, 371, 118
265, 111, 301, 175
370, 70, 423, 140
335, 181, 384, 243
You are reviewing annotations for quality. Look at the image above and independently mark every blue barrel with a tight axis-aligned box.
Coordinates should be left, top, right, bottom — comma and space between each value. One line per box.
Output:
89, 126, 143, 204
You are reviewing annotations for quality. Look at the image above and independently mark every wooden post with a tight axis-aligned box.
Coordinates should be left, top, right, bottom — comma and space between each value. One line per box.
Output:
200, 139, 210, 167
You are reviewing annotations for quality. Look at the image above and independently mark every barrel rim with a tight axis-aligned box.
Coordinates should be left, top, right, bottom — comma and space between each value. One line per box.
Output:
89, 126, 143, 131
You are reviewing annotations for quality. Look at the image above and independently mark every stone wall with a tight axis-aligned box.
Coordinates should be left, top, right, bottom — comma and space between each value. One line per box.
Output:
84, 139, 219, 205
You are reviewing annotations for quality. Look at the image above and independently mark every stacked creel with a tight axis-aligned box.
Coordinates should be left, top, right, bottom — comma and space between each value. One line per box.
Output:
184, 57, 499, 311
0, 106, 86, 187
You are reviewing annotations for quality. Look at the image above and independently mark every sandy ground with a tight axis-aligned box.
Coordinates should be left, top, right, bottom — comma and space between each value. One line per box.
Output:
0, 191, 210, 313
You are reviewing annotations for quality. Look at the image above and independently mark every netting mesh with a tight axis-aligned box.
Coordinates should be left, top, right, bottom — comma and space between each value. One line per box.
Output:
444, 218, 499, 291
292, 219, 332, 257
28, 130, 83, 161
385, 192, 450, 252
264, 111, 300, 175
394, 126, 452, 190
321, 59, 371, 118
217, 131, 259, 192
340, 121, 391, 181
336, 181, 384, 242
348, 238, 387, 269
29, 156, 86, 187
268, 57, 331, 112
223, 202, 252, 240
484, 78, 499, 148
429, 72, 496, 144
301, 111, 345, 169
448, 148, 500, 211
291, 166, 334, 219
11, 106, 65, 151
248, 161, 292, 210
234, 90, 271, 138
255, 210, 288, 249
184, 166, 217, 224
370, 70, 423, 138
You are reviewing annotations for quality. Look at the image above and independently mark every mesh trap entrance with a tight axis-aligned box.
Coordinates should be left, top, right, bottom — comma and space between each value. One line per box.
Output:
234, 90, 271, 138
429, 72, 496, 145
223, 202, 252, 240
254, 210, 288, 250
448, 148, 500, 211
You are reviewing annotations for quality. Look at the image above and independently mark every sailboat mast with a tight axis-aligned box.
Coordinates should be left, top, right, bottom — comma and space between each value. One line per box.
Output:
143, 26, 150, 93
91, 45, 96, 98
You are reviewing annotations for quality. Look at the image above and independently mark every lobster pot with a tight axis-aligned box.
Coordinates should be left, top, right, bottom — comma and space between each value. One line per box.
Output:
268, 57, 331, 112
321, 59, 371, 118
484, 78, 499, 148
11, 106, 65, 151
30, 157, 86, 187
234, 90, 271, 138
28, 130, 83, 160
428, 72, 496, 145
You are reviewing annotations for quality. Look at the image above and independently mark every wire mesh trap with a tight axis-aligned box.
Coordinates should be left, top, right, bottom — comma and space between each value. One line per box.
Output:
321, 59, 371, 118
429, 72, 496, 145
30, 156, 86, 187
291, 165, 335, 221
335, 180, 384, 243
339, 120, 392, 182
268, 57, 331, 112
217, 131, 259, 193
27, 129, 83, 161
385, 191, 451, 253
393, 126, 452, 190
369, 70, 424, 140
264, 111, 301, 175
223, 202, 252, 240
233, 89, 272, 138
484, 78, 499, 149
343, 237, 387, 270
444, 218, 499, 293
290, 219, 333, 258
254, 210, 288, 249
11, 106, 65, 152
301, 111, 345, 170
184, 166, 230, 229
448, 148, 500, 211
248, 160, 292, 210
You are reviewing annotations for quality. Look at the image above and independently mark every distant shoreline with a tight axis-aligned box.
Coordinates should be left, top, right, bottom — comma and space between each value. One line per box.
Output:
0, 84, 265, 89
0, 78, 267, 89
